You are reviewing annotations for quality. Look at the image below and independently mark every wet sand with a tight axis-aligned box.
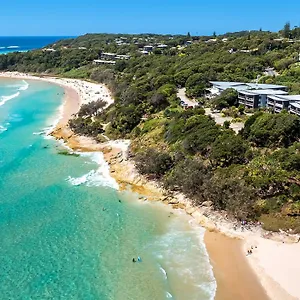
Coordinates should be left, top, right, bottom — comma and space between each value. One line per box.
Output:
57, 85, 80, 126
205, 231, 270, 300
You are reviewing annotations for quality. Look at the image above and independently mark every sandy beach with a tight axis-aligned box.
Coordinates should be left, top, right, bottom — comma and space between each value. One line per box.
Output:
205, 231, 270, 300
1, 72, 300, 300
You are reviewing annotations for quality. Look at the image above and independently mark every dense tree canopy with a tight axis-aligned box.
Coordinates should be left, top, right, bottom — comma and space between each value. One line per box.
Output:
1, 29, 300, 231
242, 112, 300, 148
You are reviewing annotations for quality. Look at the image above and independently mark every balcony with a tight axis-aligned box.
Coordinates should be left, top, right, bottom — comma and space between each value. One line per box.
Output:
290, 108, 300, 116
275, 103, 284, 108
274, 107, 283, 113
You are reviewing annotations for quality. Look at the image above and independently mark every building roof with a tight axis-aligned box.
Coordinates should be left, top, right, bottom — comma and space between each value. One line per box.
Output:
115, 54, 130, 59
268, 95, 300, 102
242, 89, 288, 96
93, 59, 116, 65
210, 81, 287, 91
267, 95, 290, 102
157, 44, 168, 48
290, 102, 300, 109
102, 52, 116, 56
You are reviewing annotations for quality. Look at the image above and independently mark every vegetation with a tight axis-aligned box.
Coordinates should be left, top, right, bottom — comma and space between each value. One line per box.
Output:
57, 150, 80, 157
1, 26, 300, 232
212, 88, 239, 110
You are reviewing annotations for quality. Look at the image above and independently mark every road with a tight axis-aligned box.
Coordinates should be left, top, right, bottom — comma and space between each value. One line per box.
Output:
177, 90, 245, 133
177, 88, 198, 107
205, 108, 245, 133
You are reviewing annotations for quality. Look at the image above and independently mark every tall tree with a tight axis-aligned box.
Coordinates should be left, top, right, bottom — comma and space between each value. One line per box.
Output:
283, 22, 291, 38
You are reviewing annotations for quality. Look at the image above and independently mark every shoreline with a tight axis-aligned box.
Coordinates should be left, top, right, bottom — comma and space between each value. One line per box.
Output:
1, 72, 299, 300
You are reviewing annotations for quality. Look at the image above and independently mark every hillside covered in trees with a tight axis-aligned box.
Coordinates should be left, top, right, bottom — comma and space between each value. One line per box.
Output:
1, 24, 300, 232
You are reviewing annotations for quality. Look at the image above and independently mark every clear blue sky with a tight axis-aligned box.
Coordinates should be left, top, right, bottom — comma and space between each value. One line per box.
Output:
1, 0, 300, 36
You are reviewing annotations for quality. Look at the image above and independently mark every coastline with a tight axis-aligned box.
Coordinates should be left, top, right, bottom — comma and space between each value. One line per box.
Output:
1, 72, 299, 300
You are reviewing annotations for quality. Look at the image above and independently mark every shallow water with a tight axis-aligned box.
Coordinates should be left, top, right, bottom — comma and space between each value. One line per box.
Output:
0, 78, 216, 299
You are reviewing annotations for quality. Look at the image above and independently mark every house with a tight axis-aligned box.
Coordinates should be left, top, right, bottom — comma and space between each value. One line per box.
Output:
267, 95, 300, 113
289, 102, 300, 116
93, 59, 116, 65
101, 52, 117, 60
205, 39, 217, 43
43, 48, 56, 52
209, 81, 288, 108
100, 53, 130, 61
210, 81, 287, 95
238, 89, 288, 109
143, 45, 153, 52
157, 44, 168, 49
115, 54, 131, 60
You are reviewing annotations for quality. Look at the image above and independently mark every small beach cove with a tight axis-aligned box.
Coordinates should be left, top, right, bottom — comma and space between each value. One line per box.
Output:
1, 72, 299, 300
0, 75, 215, 299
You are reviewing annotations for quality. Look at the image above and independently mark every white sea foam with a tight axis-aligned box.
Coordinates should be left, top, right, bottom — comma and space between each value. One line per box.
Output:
33, 130, 47, 136
159, 265, 168, 280
6, 80, 29, 91
67, 152, 118, 189
0, 92, 20, 107
43, 102, 64, 137
0, 125, 7, 134
7, 46, 19, 49
18, 80, 29, 91
149, 214, 217, 300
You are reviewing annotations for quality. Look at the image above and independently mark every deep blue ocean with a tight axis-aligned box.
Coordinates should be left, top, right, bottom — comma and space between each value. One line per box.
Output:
0, 36, 72, 55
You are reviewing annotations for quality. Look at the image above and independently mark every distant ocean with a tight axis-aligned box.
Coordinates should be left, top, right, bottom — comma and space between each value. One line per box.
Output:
0, 78, 216, 299
0, 36, 72, 55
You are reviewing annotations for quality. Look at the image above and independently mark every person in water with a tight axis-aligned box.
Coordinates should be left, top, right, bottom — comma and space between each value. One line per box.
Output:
132, 258, 136, 263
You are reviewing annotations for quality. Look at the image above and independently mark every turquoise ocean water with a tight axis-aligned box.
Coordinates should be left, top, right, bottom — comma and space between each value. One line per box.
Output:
0, 79, 216, 300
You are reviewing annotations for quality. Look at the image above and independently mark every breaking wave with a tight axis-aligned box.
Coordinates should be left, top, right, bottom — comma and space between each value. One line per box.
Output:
149, 214, 217, 300
18, 80, 29, 91
6, 80, 29, 91
159, 265, 168, 280
67, 152, 118, 189
43, 103, 64, 137
0, 92, 20, 107
0, 125, 7, 134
